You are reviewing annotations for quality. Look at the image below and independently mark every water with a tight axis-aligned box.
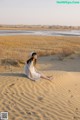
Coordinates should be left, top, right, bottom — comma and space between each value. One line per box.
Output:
0, 30, 80, 36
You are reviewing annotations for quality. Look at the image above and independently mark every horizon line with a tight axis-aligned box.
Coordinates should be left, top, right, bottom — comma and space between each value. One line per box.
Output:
0, 24, 80, 27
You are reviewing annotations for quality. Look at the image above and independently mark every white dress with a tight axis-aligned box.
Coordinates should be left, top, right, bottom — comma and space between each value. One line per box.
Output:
24, 61, 41, 80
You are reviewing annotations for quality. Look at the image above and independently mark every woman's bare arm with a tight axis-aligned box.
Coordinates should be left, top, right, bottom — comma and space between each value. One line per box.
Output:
35, 67, 42, 74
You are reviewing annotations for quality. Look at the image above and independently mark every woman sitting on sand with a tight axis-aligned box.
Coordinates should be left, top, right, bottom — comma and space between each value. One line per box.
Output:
24, 52, 53, 81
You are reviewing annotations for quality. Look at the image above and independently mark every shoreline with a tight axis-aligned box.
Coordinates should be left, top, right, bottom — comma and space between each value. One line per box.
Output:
0, 29, 80, 37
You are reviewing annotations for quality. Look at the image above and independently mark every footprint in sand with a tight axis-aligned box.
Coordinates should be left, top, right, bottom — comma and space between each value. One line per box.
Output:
68, 100, 71, 103
68, 89, 71, 93
27, 111, 32, 115
76, 108, 78, 111
71, 95, 73, 98
37, 96, 44, 101
9, 83, 15, 87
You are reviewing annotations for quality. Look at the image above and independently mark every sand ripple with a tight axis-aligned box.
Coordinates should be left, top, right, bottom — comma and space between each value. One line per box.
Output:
0, 71, 80, 120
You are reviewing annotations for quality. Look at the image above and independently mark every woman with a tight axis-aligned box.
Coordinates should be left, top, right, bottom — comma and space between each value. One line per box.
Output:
24, 52, 53, 81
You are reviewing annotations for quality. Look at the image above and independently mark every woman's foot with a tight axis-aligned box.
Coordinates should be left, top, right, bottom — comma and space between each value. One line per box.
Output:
49, 76, 53, 80
48, 75, 53, 78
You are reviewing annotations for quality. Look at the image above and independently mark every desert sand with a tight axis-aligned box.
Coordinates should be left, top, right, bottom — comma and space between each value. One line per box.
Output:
0, 35, 80, 120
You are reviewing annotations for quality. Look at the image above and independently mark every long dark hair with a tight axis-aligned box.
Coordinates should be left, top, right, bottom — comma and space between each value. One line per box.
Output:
27, 52, 37, 66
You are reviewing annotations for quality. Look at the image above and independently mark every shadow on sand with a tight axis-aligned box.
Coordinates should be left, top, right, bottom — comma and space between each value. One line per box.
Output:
0, 72, 28, 78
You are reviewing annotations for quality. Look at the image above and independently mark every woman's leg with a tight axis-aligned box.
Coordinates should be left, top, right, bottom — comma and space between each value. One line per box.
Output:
40, 74, 53, 80
47, 75, 53, 78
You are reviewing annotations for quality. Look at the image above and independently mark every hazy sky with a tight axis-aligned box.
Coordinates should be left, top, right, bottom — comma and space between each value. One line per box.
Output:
0, 0, 80, 26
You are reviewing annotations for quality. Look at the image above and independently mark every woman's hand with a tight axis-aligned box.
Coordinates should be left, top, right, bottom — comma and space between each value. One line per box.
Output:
29, 71, 33, 78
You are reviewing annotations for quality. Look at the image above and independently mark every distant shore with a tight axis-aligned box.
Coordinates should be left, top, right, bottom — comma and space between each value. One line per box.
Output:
0, 25, 80, 31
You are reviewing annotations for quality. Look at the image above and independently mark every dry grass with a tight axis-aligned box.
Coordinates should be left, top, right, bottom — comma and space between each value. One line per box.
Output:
0, 58, 19, 66
58, 47, 75, 60
0, 35, 80, 66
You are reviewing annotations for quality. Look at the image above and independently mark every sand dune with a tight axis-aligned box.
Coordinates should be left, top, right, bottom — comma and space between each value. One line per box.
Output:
0, 58, 80, 120
0, 71, 80, 120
